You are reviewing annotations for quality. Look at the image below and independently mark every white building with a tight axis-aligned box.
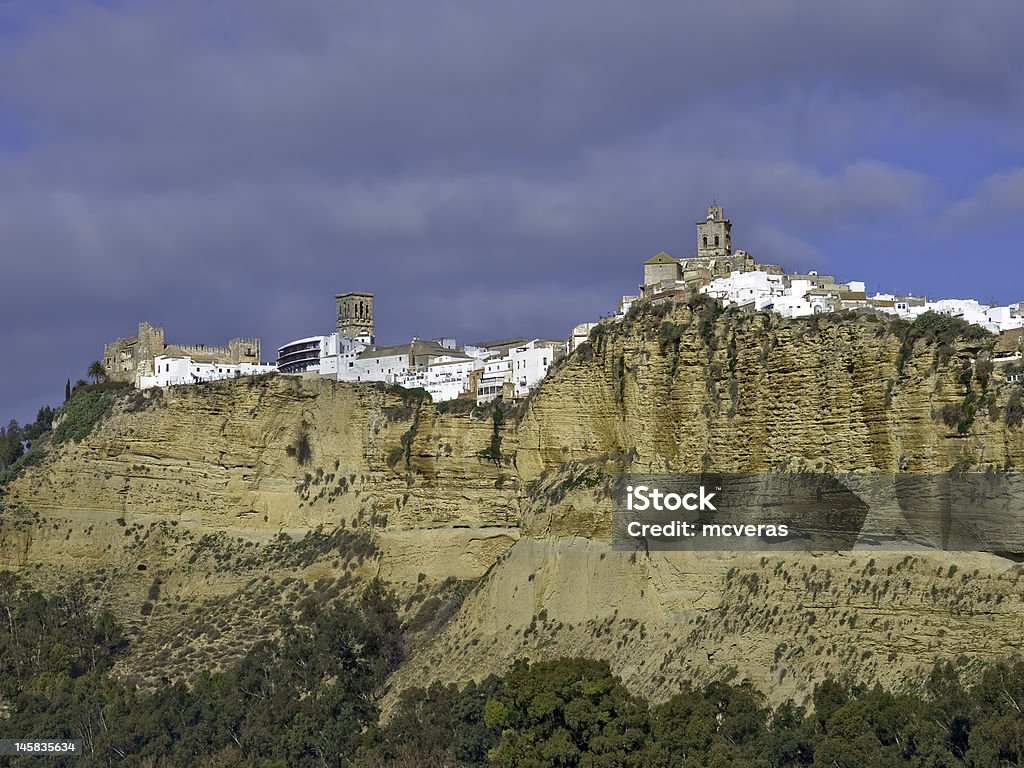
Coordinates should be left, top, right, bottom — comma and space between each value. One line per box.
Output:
701, 270, 786, 311
862, 296, 1024, 332
617, 295, 639, 317
569, 322, 598, 353
278, 333, 367, 376
339, 338, 468, 385
509, 340, 559, 398
277, 335, 328, 374
919, 299, 1024, 333
927, 299, 992, 327
138, 355, 276, 389
986, 304, 1024, 331
476, 356, 512, 404
393, 355, 479, 402
344, 343, 412, 382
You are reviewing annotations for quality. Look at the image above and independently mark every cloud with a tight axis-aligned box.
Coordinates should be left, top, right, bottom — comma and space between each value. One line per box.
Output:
939, 168, 1024, 232
1, 0, 1023, 425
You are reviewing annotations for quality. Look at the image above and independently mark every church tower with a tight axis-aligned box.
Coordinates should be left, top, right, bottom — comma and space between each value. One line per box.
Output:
336, 292, 374, 342
696, 204, 732, 258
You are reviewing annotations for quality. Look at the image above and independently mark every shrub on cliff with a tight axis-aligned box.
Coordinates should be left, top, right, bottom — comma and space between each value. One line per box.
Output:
910, 311, 991, 344
52, 390, 113, 444
285, 420, 313, 465
894, 311, 992, 373
1006, 389, 1024, 429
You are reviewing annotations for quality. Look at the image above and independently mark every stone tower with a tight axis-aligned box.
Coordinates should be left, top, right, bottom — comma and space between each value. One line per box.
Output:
336, 292, 374, 341
696, 204, 732, 258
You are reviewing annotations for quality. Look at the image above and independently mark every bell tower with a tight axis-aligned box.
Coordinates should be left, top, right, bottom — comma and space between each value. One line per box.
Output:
696, 204, 732, 258
336, 292, 374, 342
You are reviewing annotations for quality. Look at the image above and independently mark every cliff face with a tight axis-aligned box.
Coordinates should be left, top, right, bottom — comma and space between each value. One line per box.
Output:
3, 301, 1024, 705
518, 303, 1022, 477
1, 377, 521, 582
390, 304, 1024, 707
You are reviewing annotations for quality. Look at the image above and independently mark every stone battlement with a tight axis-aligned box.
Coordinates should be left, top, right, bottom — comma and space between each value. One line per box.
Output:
103, 323, 262, 383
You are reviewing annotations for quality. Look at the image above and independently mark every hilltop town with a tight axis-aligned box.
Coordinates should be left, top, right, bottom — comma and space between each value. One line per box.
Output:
101, 205, 1024, 402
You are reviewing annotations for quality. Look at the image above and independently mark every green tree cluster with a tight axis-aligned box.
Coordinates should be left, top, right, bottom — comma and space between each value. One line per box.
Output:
0, 406, 56, 480
3, 569, 1024, 767
1, 356, 119, 481
376, 658, 1024, 767
0, 574, 404, 768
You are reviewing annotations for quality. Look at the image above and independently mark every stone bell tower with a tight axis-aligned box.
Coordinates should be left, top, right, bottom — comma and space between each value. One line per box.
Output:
336, 292, 374, 342
696, 204, 732, 258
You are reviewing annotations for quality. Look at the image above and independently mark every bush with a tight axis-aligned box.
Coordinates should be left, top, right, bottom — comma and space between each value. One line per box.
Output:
1007, 390, 1024, 429
910, 311, 990, 343
376, 382, 431, 405
0, 447, 46, 487
52, 390, 113, 444
975, 358, 994, 391
561, 465, 604, 492
941, 403, 964, 429
478, 407, 504, 462
434, 397, 479, 416
70, 379, 131, 396
895, 311, 992, 373
285, 422, 312, 465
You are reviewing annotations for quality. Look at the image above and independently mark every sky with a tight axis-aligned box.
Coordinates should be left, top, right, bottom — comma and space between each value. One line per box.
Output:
2, 0, 1024, 425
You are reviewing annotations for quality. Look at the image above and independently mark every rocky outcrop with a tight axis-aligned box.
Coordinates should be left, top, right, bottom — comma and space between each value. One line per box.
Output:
4, 301, 1024, 706
518, 303, 1022, 477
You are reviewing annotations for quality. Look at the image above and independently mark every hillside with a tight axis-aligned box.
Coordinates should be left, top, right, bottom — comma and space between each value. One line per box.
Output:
3, 299, 1024, 709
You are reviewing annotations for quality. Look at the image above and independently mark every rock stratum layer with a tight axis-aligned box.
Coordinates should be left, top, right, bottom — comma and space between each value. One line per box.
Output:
3, 302, 1024, 708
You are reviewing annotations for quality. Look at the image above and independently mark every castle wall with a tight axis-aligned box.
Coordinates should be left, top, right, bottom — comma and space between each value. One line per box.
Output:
103, 323, 262, 384
643, 261, 680, 286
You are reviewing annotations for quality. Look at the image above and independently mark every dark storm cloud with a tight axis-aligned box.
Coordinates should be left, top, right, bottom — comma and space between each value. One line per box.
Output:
2, 0, 1024, 424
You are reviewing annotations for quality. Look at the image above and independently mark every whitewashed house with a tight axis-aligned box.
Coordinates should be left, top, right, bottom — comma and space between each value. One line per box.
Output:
701, 270, 785, 310
569, 322, 598, 353
392, 353, 478, 402
138, 355, 276, 389
476, 356, 512, 404
508, 340, 560, 398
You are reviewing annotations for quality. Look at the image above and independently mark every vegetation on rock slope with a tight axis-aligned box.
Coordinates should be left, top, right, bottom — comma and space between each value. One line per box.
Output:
3, 301, 1024, 765
3, 570, 1022, 767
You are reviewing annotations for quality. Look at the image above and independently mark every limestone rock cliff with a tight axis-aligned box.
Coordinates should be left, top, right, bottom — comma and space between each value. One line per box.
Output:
3, 300, 1023, 706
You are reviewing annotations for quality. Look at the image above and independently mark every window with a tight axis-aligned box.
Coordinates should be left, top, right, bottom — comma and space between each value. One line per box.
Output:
703, 236, 708, 248
714, 235, 720, 246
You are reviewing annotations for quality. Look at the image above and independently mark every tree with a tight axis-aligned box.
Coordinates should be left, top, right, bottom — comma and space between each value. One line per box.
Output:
372, 677, 504, 765
87, 361, 106, 385
484, 658, 655, 767
22, 406, 55, 444
65, 379, 71, 403
0, 420, 24, 471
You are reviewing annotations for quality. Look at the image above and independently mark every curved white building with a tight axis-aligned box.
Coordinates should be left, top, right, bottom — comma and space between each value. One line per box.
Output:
278, 333, 367, 376
277, 335, 335, 374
